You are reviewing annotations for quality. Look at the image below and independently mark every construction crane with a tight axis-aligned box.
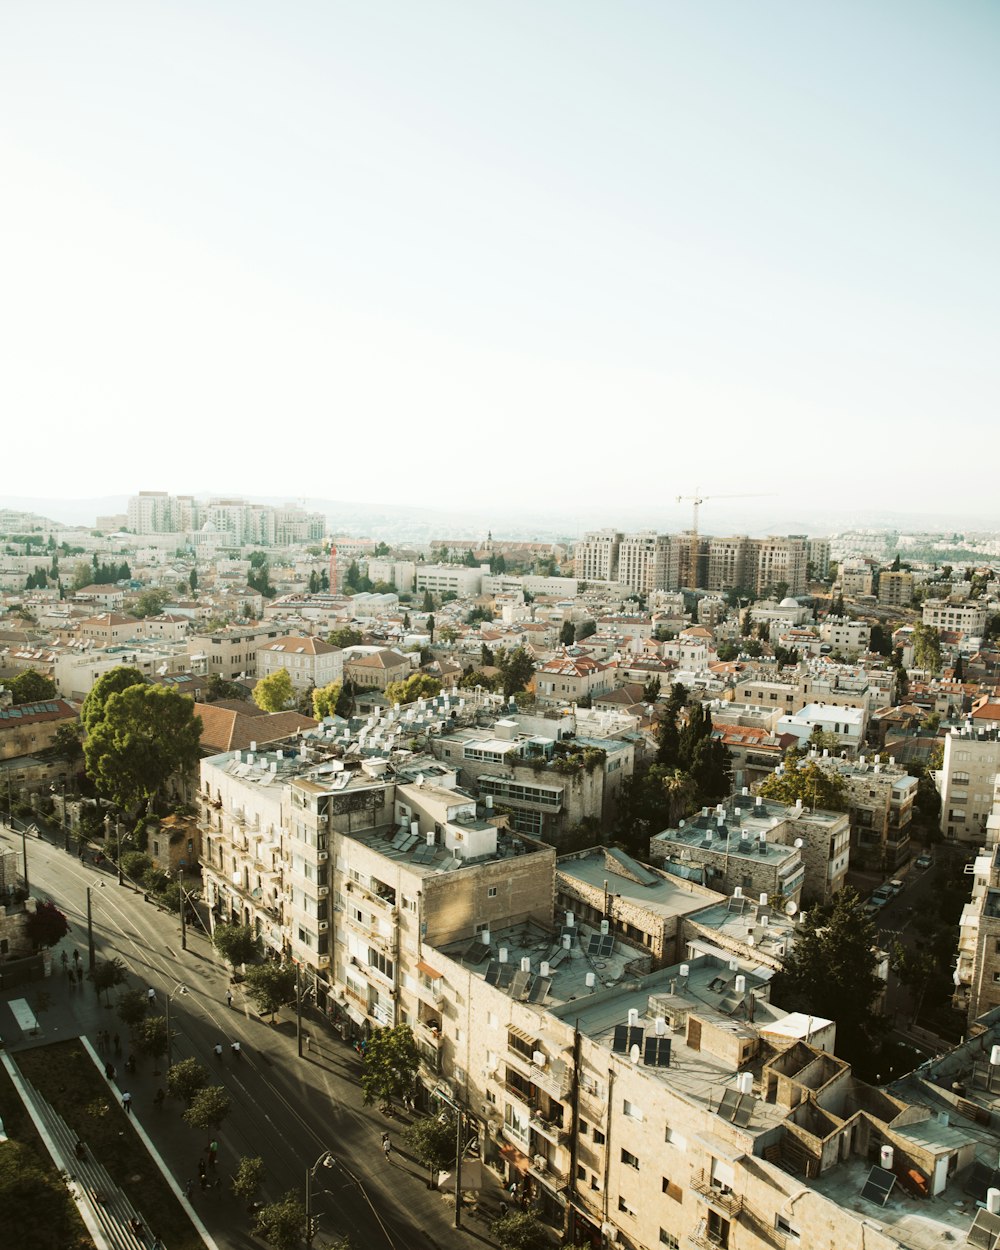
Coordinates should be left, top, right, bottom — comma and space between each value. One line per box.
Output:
328, 542, 338, 594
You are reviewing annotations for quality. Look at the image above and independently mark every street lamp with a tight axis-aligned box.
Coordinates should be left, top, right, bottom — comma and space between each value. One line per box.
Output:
178, 866, 187, 951
305, 1150, 334, 1247
165, 982, 188, 1070
432, 1086, 465, 1228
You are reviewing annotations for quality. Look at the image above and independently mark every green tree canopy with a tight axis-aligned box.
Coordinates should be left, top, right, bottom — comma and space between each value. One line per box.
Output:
757, 759, 848, 812
81, 666, 147, 734
360, 1024, 420, 1107
132, 589, 169, 618
559, 621, 576, 646
132, 1015, 170, 1064
242, 962, 297, 1021
183, 1084, 232, 1132
655, 683, 689, 768
24, 901, 70, 949
231, 1155, 264, 1203
83, 684, 202, 816
384, 672, 442, 706
7, 669, 57, 704
912, 621, 943, 674
312, 680, 346, 719
770, 889, 884, 1065
212, 923, 263, 967
327, 626, 364, 650
50, 722, 82, 762
252, 669, 294, 712
496, 646, 535, 699
403, 1115, 457, 1188
167, 1057, 211, 1105
252, 1192, 306, 1250
89, 956, 128, 1005
490, 1209, 552, 1250
115, 987, 150, 1036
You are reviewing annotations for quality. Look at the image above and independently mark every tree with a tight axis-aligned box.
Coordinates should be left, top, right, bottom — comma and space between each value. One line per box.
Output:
50, 722, 82, 762
120, 851, 153, 882
438, 624, 459, 645
212, 923, 263, 968
167, 1057, 211, 1106
328, 626, 364, 650
559, 621, 576, 646
247, 559, 276, 598
81, 666, 145, 735
89, 956, 128, 1005
360, 1024, 420, 1107
403, 1115, 457, 1188
183, 1084, 232, 1132
869, 623, 893, 657
116, 988, 150, 1037
480, 642, 495, 667
24, 901, 70, 949
490, 1209, 551, 1250
459, 669, 498, 692
890, 940, 940, 1024
7, 670, 57, 704
642, 677, 661, 703
312, 680, 344, 719
462, 548, 477, 566
253, 1192, 306, 1250
205, 674, 250, 702
426, 613, 435, 642
242, 962, 297, 1021
132, 589, 169, 618
231, 1155, 264, 1203
496, 647, 535, 699
0, 1140, 78, 1249
133, 1015, 171, 1066
912, 621, 942, 675
83, 684, 202, 817
757, 759, 847, 812
655, 684, 689, 769
421, 590, 434, 612
577, 619, 596, 640
384, 673, 442, 706
770, 889, 885, 1065
252, 669, 294, 713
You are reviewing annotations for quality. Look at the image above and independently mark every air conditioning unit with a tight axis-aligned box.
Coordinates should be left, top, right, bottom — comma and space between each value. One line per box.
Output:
346, 882, 354, 891
316, 954, 330, 967
318, 921, 329, 932
389, 908, 399, 921
318, 814, 328, 826
317, 886, 330, 898
533, 1155, 547, 1172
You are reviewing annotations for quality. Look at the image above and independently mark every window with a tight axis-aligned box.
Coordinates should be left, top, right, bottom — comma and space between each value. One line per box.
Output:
593, 1128, 606, 1146
618, 1196, 637, 1219
488, 886, 497, 898
662, 1177, 683, 1201
775, 1215, 800, 1240
665, 1126, 686, 1150
368, 948, 395, 980
579, 1120, 589, 1137
621, 1148, 639, 1170
623, 1100, 643, 1122
659, 1234, 679, 1250
707, 1211, 730, 1248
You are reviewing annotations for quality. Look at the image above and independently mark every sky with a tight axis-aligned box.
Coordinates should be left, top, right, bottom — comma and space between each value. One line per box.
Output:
1, 1, 998, 526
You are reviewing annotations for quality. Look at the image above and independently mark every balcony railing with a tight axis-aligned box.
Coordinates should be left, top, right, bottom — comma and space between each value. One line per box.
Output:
690, 1172, 742, 1218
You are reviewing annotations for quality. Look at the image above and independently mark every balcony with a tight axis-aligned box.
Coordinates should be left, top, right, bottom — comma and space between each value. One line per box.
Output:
529, 1111, 565, 1146
416, 1018, 443, 1049
690, 1172, 742, 1218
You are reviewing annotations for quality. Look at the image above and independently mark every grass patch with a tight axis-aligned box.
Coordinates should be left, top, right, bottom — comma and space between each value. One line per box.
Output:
16, 1040, 203, 1250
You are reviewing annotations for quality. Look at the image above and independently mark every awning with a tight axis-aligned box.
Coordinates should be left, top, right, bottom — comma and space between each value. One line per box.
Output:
416, 960, 444, 979
507, 1023, 536, 1049
342, 1002, 367, 1028
499, 1142, 531, 1175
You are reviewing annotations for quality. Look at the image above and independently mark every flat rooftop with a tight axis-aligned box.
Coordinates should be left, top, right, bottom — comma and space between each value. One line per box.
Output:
557, 849, 718, 922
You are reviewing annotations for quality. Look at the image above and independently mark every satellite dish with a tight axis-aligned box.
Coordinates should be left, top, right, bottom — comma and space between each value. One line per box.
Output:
785, 900, 798, 916
747, 935, 755, 946
630, 1044, 640, 1064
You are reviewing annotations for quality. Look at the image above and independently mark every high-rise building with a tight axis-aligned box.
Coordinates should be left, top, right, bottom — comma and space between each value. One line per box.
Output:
573, 530, 623, 582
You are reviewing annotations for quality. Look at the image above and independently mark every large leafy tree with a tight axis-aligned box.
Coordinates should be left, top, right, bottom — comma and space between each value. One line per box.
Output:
89, 956, 128, 1005
496, 646, 535, 699
384, 672, 442, 706
253, 1192, 306, 1250
360, 1024, 420, 1107
7, 669, 57, 704
81, 666, 147, 734
403, 1115, 457, 1188
242, 963, 297, 1021
655, 684, 689, 768
252, 669, 294, 713
231, 1155, 264, 1203
167, 1057, 210, 1105
912, 621, 942, 674
83, 684, 202, 817
183, 1084, 232, 1132
115, 988, 150, 1037
312, 680, 353, 719
132, 1015, 171, 1065
770, 889, 884, 1065
212, 923, 263, 967
490, 1210, 551, 1250
757, 759, 847, 813
24, 901, 70, 949
327, 626, 363, 650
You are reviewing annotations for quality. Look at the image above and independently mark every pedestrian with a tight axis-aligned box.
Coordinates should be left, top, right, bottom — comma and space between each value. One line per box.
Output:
230, 1040, 241, 1058
198, 1168, 207, 1191
508, 1180, 517, 1199
73, 949, 80, 966
61, 950, 68, 968
147, 987, 155, 1005
382, 1133, 391, 1160
122, 1091, 132, 1114
125, 1054, 136, 1074
154, 1088, 165, 1110
208, 1138, 218, 1167
499, 1200, 509, 1218
113, 1032, 121, 1056
104, 1062, 116, 1081
184, 1179, 193, 1200
226, 988, 233, 1008
214, 1042, 223, 1061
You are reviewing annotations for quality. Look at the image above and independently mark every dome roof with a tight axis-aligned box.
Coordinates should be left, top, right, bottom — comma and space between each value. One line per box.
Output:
780, 596, 799, 607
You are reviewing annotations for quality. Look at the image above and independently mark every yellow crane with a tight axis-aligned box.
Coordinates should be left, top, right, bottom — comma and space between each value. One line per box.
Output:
675, 491, 774, 587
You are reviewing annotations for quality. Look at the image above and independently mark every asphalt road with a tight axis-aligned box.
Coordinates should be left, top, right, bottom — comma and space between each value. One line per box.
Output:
1, 822, 503, 1250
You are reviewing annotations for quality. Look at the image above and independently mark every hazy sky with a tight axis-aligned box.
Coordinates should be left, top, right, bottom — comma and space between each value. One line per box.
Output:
2, 2, 997, 522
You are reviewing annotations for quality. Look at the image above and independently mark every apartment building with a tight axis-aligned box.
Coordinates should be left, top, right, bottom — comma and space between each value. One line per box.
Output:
574, 530, 624, 583
415, 564, 485, 598
923, 599, 989, 638
940, 724, 1000, 842
533, 652, 614, 704
819, 616, 872, 656
126, 491, 323, 542
342, 648, 412, 691
256, 635, 343, 693
616, 533, 676, 596
807, 537, 831, 579
878, 570, 915, 607
188, 625, 282, 681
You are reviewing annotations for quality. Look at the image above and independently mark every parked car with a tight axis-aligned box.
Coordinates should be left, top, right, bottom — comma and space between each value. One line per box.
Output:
887, 879, 905, 894
915, 854, 933, 870
870, 886, 893, 908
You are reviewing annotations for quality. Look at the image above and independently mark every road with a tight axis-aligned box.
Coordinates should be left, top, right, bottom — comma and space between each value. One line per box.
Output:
1, 821, 499, 1250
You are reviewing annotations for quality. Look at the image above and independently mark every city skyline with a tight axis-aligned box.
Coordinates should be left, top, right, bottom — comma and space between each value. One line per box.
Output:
2, 4, 997, 517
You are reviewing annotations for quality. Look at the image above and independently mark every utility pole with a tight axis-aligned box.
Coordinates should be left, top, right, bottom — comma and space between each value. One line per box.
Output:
20, 824, 30, 896
179, 867, 187, 951
86, 886, 95, 970
296, 963, 303, 1058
